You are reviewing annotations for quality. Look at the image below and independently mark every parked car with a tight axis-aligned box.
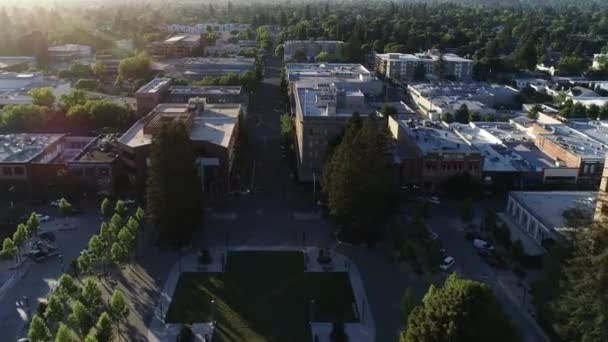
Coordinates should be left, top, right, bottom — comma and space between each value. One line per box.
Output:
50, 199, 62, 207
39, 232, 56, 242
428, 196, 441, 204
29, 249, 47, 262
439, 256, 455, 271
428, 231, 438, 240
473, 239, 495, 252
439, 247, 448, 258
35, 214, 51, 222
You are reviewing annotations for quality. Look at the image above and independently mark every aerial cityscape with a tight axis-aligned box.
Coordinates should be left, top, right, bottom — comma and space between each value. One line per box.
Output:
0, 0, 608, 341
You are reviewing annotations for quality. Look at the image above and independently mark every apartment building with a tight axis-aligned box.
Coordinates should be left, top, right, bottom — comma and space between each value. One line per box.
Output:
375, 51, 474, 83
171, 57, 255, 80
388, 117, 483, 190
135, 78, 248, 116
147, 35, 201, 59
283, 40, 344, 62
408, 82, 519, 120
287, 63, 383, 97
117, 98, 242, 192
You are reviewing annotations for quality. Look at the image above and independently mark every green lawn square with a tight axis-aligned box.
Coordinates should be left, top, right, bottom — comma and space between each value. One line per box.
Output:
166, 251, 358, 342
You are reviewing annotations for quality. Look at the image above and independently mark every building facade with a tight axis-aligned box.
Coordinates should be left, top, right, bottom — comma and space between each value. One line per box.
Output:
147, 35, 201, 59
375, 51, 474, 83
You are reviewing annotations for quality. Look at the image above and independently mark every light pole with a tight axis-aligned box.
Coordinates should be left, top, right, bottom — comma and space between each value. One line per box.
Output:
309, 299, 315, 322
210, 299, 216, 326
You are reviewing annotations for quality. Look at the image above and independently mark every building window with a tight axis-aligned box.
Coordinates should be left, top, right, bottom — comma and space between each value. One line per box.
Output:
85, 167, 95, 177
3, 167, 12, 176
309, 128, 315, 136
14, 167, 24, 175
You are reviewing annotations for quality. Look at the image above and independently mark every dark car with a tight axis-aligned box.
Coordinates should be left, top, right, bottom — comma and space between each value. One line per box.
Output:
39, 231, 56, 242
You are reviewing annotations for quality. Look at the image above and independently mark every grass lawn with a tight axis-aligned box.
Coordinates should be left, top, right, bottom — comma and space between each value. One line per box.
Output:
166, 251, 358, 342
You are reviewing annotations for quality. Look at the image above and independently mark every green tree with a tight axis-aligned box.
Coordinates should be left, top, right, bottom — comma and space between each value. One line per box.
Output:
0, 237, 17, 260
29, 87, 55, 107
58, 274, 79, 299
100, 198, 112, 218
68, 300, 94, 336
146, 122, 202, 246
114, 200, 126, 216
94, 312, 113, 342
442, 112, 454, 123
55, 323, 75, 342
455, 104, 470, 124
77, 252, 92, 275
81, 279, 103, 316
26, 212, 40, 237
110, 241, 128, 266
587, 104, 600, 120
558, 55, 586, 76
527, 104, 541, 120
550, 224, 608, 342
514, 37, 538, 70
0, 104, 48, 132
135, 207, 145, 222
317, 51, 330, 62
292, 49, 307, 62
60, 89, 87, 110
275, 44, 284, 57
601, 104, 608, 120
109, 289, 129, 335
116, 52, 150, 86
58, 198, 72, 217
92, 61, 106, 79
44, 294, 64, 324
74, 79, 99, 91
28, 315, 51, 342
401, 274, 519, 342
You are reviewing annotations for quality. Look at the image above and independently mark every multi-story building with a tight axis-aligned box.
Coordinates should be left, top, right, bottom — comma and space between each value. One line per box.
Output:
388, 117, 483, 190
147, 35, 201, 59
374, 51, 474, 83
287, 63, 383, 97
283, 40, 344, 62
135, 78, 249, 116
293, 83, 372, 181
0, 134, 119, 194
48, 44, 92, 62
167, 23, 251, 42
501, 191, 596, 255
0, 72, 43, 92
408, 82, 519, 121
95, 52, 122, 74
117, 98, 242, 192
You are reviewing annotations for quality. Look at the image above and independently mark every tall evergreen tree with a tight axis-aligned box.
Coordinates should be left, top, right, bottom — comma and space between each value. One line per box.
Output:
146, 122, 202, 246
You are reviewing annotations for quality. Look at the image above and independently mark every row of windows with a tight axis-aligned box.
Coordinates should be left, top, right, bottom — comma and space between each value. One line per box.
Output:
2, 166, 25, 176
71, 167, 110, 177
425, 163, 479, 172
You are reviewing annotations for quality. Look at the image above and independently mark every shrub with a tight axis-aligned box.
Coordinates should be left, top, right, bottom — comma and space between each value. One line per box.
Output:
198, 249, 212, 265
317, 248, 332, 264
330, 321, 348, 342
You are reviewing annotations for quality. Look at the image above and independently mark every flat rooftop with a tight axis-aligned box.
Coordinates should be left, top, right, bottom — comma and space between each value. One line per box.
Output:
48, 44, 90, 52
409, 82, 516, 98
136, 78, 172, 95
567, 120, 608, 145
0, 134, 64, 163
287, 63, 372, 81
511, 191, 597, 231
0, 56, 35, 69
169, 86, 242, 96
296, 87, 370, 117
163, 35, 201, 44
399, 120, 475, 154
538, 123, 608, 161
179, 57, 255, 67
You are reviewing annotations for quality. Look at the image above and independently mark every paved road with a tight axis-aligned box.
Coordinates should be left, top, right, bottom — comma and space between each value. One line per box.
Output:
425, 200, 550, 342
0, 202, 102, 341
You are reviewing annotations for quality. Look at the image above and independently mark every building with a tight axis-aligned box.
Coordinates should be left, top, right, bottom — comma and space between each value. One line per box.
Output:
0, 57, 36, 71
167, 23, 250, 42
147, 35, 201, 59
388, 117, 483, 190
48, 44, 92, 62
595, 156, 608, 221
135, 78, 248, 116
95, 52, 122, 74
374, 51, 474, 83
117, 98, 242, 192
286, 63, 383, 97
293, 83, 373, 181
501, 191, 596, 255
0, 72, 43, 92
0, 134, 119, 194
283, 40, 344, 62
451, 121, 579, 188
408, 82, 520, 121
205, 43, 240, 57
171, 57, 255, 80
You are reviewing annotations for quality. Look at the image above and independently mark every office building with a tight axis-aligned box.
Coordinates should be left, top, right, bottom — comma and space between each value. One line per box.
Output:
135, 78, 174, 116
147, 35, 201, 58
408, 82, 519, 120
283, 40, 343, 62
286, 63, 383, 97
117, 98, 242, 192
388, 117, 483, 190
170, 57, 255, 80
0, 72, 43, 92
374, 51, 474, 83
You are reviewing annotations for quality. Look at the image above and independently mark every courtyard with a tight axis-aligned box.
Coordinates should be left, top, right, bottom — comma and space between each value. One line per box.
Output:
165, 251, 358, 342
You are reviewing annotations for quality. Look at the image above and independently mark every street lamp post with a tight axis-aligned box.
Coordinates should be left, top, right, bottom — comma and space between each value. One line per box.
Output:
210, 299, 216, 326
309, 299, 315, 322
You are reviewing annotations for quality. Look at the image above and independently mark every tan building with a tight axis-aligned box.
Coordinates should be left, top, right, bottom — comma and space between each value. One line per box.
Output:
117, 98, 242, 192
388, 117, 483, 190
147, 35, 201, 58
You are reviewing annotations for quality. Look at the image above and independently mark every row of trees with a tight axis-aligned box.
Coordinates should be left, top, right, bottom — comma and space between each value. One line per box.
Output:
322, 114, 396, 242
0, 213, 40, 264
559, 99, 608, 120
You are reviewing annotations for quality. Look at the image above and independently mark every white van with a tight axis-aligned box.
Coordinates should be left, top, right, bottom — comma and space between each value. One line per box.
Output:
473, 239, 495, 252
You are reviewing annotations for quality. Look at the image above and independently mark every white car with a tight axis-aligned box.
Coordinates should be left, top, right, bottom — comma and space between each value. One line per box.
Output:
35, 213, 51, 222
440, 256, 455, 271
122, 199, 136, 205
50, 199, 61, 206
428, 231, 438, 240
428, 196, 441, 204
473, 239, 495, 252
